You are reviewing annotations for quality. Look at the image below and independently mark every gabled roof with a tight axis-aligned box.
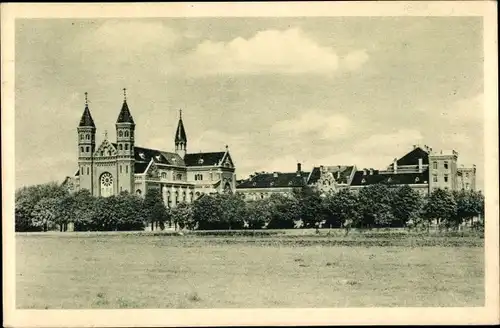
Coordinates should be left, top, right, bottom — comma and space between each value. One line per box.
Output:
389, 147, 429, 167
175, 118, 187, 143
350, 168, 429, 186
184, 152, 226, 167
79, 105, 96, 128
116, 101, 135, 124
236, 172, 310, 189
74, 169, 80, 177
308, 165, 355, 185
111, 143, 185, 168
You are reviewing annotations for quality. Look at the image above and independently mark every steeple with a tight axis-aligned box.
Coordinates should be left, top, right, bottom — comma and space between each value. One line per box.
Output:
116, 88, 135, 124
175, 109, 187, 158
79, 92, 96, 127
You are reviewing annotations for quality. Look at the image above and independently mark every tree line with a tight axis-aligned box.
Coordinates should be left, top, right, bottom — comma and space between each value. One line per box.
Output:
15, 182, 484, 233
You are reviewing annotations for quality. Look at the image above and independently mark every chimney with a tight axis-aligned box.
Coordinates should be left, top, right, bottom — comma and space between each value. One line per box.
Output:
273, 172, 278, 178
393, 158, 398, 173
337, 171, 341, 180
418, 158, 423, 173
296, 163, 302, 177
369, 168, 374, 175
362, 168, 367, 176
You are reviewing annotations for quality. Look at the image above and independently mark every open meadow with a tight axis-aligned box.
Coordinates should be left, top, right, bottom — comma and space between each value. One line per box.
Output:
16, 230, 484, 308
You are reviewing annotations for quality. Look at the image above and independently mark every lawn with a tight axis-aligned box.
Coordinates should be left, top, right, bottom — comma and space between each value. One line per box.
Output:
16, 231, 484, 308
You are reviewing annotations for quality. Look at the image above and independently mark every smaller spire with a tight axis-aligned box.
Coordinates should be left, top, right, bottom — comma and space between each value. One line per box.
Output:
79, 92, 95, 128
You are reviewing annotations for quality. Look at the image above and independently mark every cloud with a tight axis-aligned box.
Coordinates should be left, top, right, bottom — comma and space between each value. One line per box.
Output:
182, 28, 367, 76
67, 21, 179, 65
343, 50, 369, 71
272, 110, 352, 141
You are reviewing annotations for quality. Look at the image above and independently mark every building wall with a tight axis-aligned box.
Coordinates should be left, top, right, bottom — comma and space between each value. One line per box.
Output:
428, 151, 458, 192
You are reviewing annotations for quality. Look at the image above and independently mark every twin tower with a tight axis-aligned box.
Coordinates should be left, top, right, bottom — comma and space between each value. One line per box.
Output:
76, 90, 187, 195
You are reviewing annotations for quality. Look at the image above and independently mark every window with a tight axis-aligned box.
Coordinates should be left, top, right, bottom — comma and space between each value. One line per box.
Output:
161, 172, 167, 179
136, 189, 142, 196
176, 173, 182, 181
444, 174, 448, 183
119, 131, 123, 137
415, 177, 420, 182
81, 167, 84, 175
87, 167, 89, 175
465, 183, 470, 190
119, 144, 123, 150
361, 178, 366, 184
86, 134, 90, 140
433, 175, 438, 182
465, 173, 469, 178
433, 161, 437, 170
120, 165, 122, 174
80, 147, 84, 152
86, 146, 90, 152
125, 144, 129, 150
125, 165, 128, 173
195, 174, 203, 181
124, 131, 129, 137
198, 158, 204, 165
444, 161, 449, 169
80, 134, 84, 140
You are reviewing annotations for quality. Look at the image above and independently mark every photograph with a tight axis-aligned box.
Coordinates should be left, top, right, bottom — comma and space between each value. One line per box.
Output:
2, 2, 498, 327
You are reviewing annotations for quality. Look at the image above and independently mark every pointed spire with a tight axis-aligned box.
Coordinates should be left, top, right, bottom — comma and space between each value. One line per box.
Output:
116, 88, 135, 124
79, 92, 96, 127
175, 109, 187, 144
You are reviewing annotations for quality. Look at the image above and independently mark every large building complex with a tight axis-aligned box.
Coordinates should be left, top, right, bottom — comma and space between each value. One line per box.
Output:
63, 91, 236, 208
235, 145, 476, 199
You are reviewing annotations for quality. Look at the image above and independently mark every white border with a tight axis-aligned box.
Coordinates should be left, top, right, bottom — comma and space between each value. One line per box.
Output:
2, 2, 498, 327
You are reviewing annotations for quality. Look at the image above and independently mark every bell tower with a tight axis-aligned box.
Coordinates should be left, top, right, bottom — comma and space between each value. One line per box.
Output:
115, 88, 135, 194
77, 92, 96, 194
175, 109, 187, 158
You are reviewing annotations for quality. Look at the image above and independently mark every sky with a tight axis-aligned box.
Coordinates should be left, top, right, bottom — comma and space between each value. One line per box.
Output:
15, 17, 484, 189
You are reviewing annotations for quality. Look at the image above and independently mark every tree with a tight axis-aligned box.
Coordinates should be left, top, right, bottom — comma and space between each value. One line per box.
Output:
15, 182, 69, 232
357, 184, 396, 229
244, 199, 272, 230
293, 186, 325, 229
31, 197, 60, 232
193, 194, 225, 230
114, 192, 145, 231
392, 185, 423, 229
218, 193, 246, 230
453, 190, 485, 230
72, 189, 96, 231
266, 194, 300, 229
423, 188, 457, 232
142, 188, 167, 231
323, 189, 360, 235
171, 202, 195, 230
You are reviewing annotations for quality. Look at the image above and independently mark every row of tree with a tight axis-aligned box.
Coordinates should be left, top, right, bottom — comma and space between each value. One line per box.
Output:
15, 182, 484, 233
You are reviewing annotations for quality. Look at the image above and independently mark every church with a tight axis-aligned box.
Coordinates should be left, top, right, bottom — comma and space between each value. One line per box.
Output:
64, 90, 237, 208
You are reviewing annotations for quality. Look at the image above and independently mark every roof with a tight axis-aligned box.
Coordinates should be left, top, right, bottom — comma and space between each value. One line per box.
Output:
175, 118, 187, 143
236, 172, 310, 189
111, 144, 185, 171
184, 152, 226, 167
350, 168, 429, 186
78, 105, 96, 127
389, 147, 429, 167
116, 101, 135, 124
308, 165, 355, 185
74, 169, 79, 177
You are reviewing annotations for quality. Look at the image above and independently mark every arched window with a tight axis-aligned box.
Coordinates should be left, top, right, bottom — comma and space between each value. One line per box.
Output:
87, 167, 89, 175
125, 144, 129, 150
80, 134, 84, 140
124, 131, 129, 137
100, 172, 114, 197
120, 165, 122, 174
119, 144, 123, 150
125, 165, 128, 174
136, 189, 142, 196
80, 147, 84, 152
86, 146, 90, 152
161, 172, 167, 179
119, 131, 123, 137
176, 173, 182, 181
86, 134, 90, 140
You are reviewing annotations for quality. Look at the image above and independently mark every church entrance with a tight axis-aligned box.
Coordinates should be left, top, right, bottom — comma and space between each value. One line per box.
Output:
100, 172, 114, 197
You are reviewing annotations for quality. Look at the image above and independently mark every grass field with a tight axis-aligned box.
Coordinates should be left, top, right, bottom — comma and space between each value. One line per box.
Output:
16, 230, 484, 308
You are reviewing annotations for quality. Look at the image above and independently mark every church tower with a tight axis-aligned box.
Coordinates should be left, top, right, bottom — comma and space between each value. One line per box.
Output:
115, 88, 135, 194
77, 92, 96, 194
175, 109, 187, 158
